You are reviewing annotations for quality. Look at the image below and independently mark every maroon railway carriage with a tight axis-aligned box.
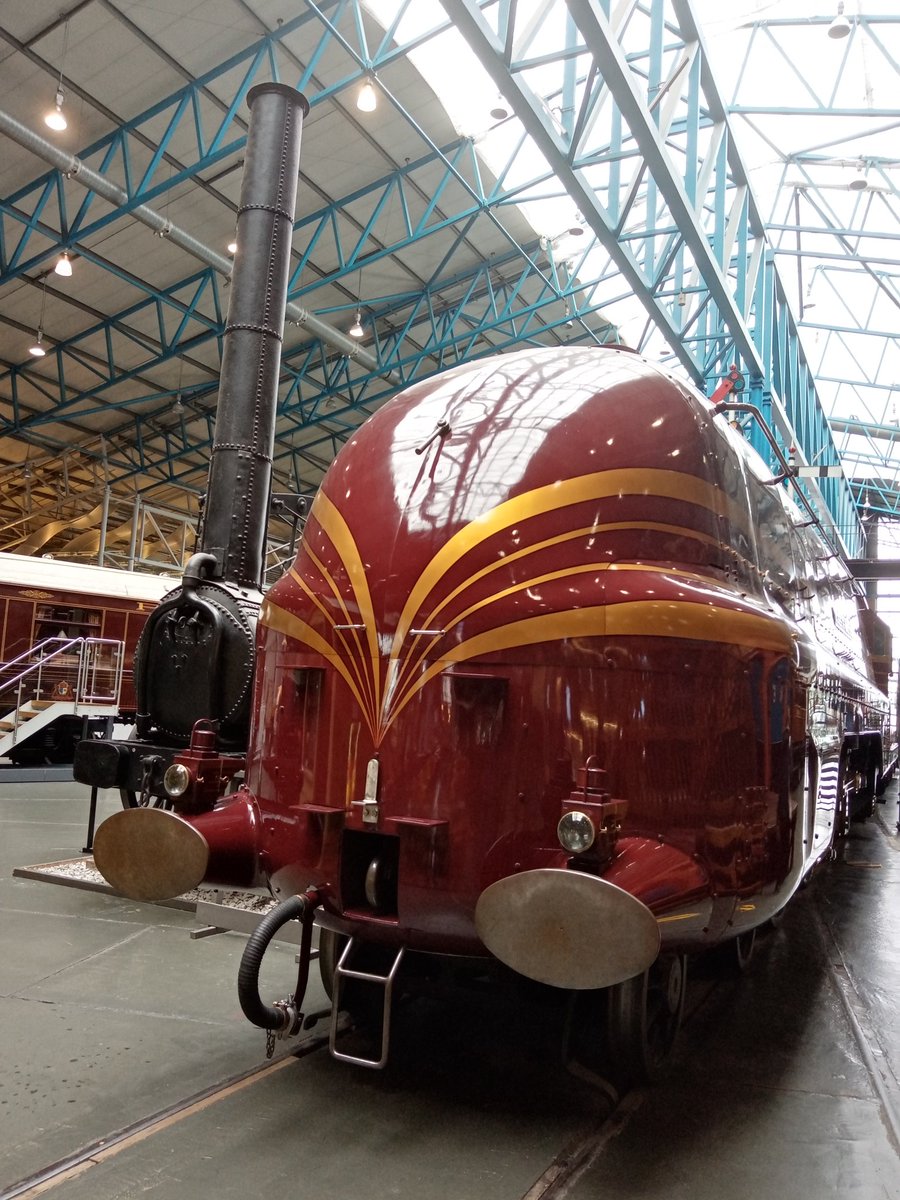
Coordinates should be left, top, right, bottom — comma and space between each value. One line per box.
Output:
0, 553, 172, 765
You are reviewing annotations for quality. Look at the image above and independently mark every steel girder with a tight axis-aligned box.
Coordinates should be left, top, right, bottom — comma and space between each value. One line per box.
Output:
850, 480, 900, 521
0, 0, 883, 556
1, 129, 616, 434
2, 4, 626, 509
7, 237, 619, 506
718, 10, 900, 536
0, 1, 381, 280
439, 0, 862, 553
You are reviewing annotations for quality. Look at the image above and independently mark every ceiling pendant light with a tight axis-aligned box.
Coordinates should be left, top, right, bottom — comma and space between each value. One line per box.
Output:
349, 266, 365, 338
44, 20, 70, 132
828, 2, 851, 39
28, 278, 48, 358
54, 251, 73, 277
45, 88, 67, 131
490, 94, 510, 121
357, 78, 377, 113
173, 356, 185, 414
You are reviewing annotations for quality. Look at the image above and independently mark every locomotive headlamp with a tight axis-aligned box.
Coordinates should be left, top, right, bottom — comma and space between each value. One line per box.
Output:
163, 762, 192, 798
557, 810, 596, 853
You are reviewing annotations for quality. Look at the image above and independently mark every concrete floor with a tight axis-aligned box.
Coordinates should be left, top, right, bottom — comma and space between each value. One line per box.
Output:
1, 781, 898, 1200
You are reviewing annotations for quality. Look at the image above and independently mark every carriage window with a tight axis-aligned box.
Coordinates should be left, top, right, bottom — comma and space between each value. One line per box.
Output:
35, 604, 102, 642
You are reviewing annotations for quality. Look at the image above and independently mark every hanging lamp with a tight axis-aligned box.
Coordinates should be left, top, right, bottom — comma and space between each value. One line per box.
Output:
828, 2, 851, 39
357, 79, 377, 113
44, 21, 70, 131
28, 278, 48, 358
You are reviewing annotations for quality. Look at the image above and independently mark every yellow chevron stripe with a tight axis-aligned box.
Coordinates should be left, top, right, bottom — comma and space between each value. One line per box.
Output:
289, 560, 377, 720
416, 520, 722, 633
389, 468, 722, 658
381, 600, 791, 735
392, 560, 613, 702
305, 490, 382, 715
382, 606, 609, 733
395, 520, 724, 697
390, 559, 769, 706
259, 598, 378, 742
605, 600, 791, 652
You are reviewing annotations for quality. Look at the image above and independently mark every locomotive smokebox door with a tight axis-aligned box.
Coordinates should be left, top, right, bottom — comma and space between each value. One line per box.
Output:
135, 571, 255, 748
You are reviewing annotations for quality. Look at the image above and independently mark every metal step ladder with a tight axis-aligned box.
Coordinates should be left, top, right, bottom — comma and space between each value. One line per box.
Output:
329, 937, 405, 1069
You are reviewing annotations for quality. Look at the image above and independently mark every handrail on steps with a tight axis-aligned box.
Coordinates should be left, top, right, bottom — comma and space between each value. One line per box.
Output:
0, 637, 126, 744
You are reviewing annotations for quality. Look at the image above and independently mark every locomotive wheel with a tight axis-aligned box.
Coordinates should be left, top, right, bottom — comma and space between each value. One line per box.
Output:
606, 953, 686, 1085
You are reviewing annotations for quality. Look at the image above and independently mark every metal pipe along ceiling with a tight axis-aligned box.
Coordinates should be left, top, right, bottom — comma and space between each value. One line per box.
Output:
0, 107, 387, 374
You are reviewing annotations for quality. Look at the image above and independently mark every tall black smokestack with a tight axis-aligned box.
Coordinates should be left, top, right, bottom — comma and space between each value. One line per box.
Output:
74, 84, 309, 785
201, 83, 308, 589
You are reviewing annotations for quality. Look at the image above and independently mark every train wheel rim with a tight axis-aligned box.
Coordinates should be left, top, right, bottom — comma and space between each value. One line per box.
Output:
607, 953, 687, 1085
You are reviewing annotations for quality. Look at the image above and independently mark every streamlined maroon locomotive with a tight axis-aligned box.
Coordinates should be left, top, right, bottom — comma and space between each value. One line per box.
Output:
84, 84, 893, 1083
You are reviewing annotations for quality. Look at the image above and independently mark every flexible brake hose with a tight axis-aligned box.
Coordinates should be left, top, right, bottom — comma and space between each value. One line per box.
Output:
237, 892, 318, 1031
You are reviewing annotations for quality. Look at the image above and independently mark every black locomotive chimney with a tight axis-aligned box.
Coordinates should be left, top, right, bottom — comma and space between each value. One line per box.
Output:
200, 82, 308, 588
75, 84, 309, 799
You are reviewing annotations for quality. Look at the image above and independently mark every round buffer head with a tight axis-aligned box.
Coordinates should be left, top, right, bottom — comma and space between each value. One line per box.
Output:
475, 867, 660, 990
93, 807, 210, 902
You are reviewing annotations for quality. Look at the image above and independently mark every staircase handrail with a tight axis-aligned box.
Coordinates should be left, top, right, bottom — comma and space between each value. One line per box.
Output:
78, 638, 126, 704
0, 636, 83, 684
0, 636, 125, 705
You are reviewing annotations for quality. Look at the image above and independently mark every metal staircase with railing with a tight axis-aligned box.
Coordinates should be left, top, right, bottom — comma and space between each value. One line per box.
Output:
0, 636, 127, 765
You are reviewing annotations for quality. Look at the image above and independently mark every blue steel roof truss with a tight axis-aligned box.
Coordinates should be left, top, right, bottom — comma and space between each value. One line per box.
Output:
1, 1, 897, 558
